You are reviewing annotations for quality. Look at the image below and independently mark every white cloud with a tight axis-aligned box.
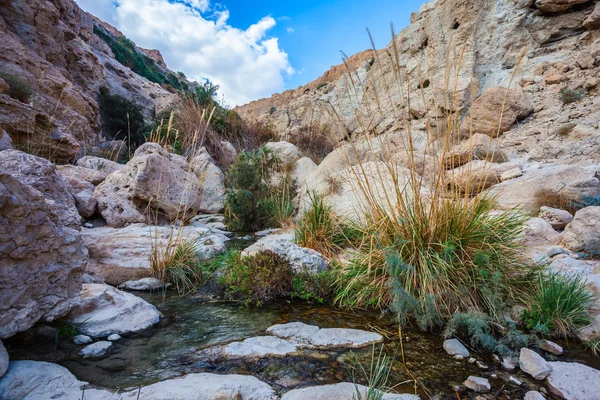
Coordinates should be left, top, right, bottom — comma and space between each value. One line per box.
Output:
75, 0, 293, 106
286, 27, 294, 33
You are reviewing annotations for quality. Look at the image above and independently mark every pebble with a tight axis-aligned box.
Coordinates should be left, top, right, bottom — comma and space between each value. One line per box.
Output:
463, 376, 491, 393
476, 361, 489, 370
107, 334, 121, 341
73, 335, 92, 345
443, 338, 470, 357
80, 341, 112, 358
539, 339, 563, 356
501, 356, 517, 371
509, 376, 523, 386
84, 223, 93, 228
468, 357, 476, 364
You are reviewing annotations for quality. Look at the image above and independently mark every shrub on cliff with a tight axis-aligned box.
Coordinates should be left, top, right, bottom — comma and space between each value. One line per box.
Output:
98, 86, 147, 147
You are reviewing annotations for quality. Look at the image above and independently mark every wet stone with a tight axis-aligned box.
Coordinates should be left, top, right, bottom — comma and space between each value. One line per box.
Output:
223, 336, 298, 358
73, 335, 92, 345
267, 322, 383, 349
539, 339, 563, 356
443, 338, 470, 357
519, 348, 551, 380
463, 376, 491, 393
80, 341, 113, 358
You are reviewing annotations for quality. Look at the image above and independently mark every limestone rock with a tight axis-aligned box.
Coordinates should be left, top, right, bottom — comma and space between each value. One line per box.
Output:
72, 335, 92, 345
561, 206, 600, 252
535, 0, 588, 13
0, 173, 85, 339
0, 130, 13, 151
0, 360, 112, 400
443, 338, 470, 357
107, 334, 121, 341
501, 167, 523, 181
241, 233, 327, 275
519, 348, 551, 380
547, 361, 600, 400
121, 373, 275, 400
80, 341, 112, 358
265, 141, 301, 167
447, 160, 516, 195
539, 339, 563, 355
281, 382, 419, 400
82, 224, 228, 285
57, 165, 108, 186
549, 256, 598, 276
68, 283, 161, 338
0, 341, 7, 378
0, 150, 81, 227
584, 2, 600, 29
292, 157, 318, 190
118, 277, 165, 291
444, 134, 507, 169
459, 87, 532, 138
267, 322, 383, 349
463, 376, 491, 393
223, 336, 298, 358
578, 274, 600, 342
502, 356, 517, 371
76, 156, 123, 176
189, 149, 226, 214
524, 391, 546, 400
539, 206, 574, 230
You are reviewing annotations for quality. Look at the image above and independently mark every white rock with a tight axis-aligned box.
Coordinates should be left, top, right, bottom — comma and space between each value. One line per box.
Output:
121, 373, 274, 400
547, 362, 600, 400
77, 156, 123, 175
0, 360, 112, 400
189, 148, 226, 214
443, 338, 470, 357
561, 206, 600, 253
119, 277, 165, 291
72, 335, 92, 345
539, 207, 573, 230
265, 141, 301, 167
508, 376, 522, 386
500, 167, 523, 181
524, 391, 545, 400
267, 322, 383, 348
281, 382, 419, 400
107, 334, 121, 341
80, 341, 112, 358
82, 224, 228, 285
0, 340, 7, 378
519, 348, 551, 380
68, 284, 160, 338
539, 339, 563, 356
501, 356, 517, 371
578, 274, 600, 342
549, 256, 597, 277
222, 336, 297, 358
463, 376, 491, 393
241, 233, 327, 275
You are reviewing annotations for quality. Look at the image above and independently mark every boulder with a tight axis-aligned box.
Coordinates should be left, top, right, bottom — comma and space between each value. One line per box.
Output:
443, 134, 508, 169
241, 233, 327, 275
0, 173, 85, 339
0, 130, 13, 151
447, 160, 516, 195
267, 322, 383, 349
561, 206, 600, 252
0, 150, 81, 227
463, 376, 491, 393
546, 361, 600, 400
265, 141, 301, 167
487, 165, 600, 214
56, 165, 107, 186
68, 283, 161, 338
292, 157, 318, 190
443, 338, 470, 357
584, 2, 600, 29
0, 360, 112, 400
519, 348, 551, 380
80, 341, 112, 358
539, 339, 563, 355
189, 149, 226, 213
223, 336, 298, 358
549, 256, 598, 276
539, 206, 573, 230
0, 341, 7, 378
58, 172, 98, 219
524, 391, 545, 400
121, 373, 275, 400
433, 78, 478, 112
281, 382, 419, 400
82, 224, 228, 285
118, 277, 166, 291
76, 156, 122, 176
535, 0, 588, 13
459, 87, 532, 137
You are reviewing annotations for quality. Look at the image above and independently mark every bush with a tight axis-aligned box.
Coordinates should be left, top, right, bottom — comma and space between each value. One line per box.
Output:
150, 236, 205, 295
98, 86, 147, 147
290, 124, 337, 164
444, 311, 531, 356
533, 188, 579, 215
295, 192, 361, 258
523, 272, 595, 338
316, 82, 328, 90
260, 172, 298, 228
219, 250, 293, 306
292, 270, 334, 304
1, 74, 34, 103
559, 88, 585, 104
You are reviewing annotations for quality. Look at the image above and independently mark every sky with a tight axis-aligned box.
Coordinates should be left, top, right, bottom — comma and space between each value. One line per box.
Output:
75, 0, 426, 106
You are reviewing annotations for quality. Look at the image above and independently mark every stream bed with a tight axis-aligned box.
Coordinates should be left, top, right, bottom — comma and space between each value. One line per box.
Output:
6, 290, 600, 399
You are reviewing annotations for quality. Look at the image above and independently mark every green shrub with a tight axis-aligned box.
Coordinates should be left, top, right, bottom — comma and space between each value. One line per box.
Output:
150, 237, 206, 295
347, 345, 394, 400
98, 86, 147, 147
316, 82, 328, 90
559, 88, 585, 104
444, 311, 531, 356
269, 106, 277, 115
1, 74, 34, 103
54, 319, 82, 339
295, 192, 361, 258
523, 272, 595, 338
292, 270, 334, 304
219, 250, 293, 306
260, 172, 298, 228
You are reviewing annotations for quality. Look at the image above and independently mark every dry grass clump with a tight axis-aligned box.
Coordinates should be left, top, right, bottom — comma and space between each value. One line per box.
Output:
328, 28, 532, 322
290, 123, 337, 164
533, 188, 578, 215
150, 234, 204, 295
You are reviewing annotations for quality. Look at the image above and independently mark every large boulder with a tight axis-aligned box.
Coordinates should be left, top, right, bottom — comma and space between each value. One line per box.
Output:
487, 165, 600, 214
0, 361, 112, 400
82, 224, 228, 285
56, 165, 108, 186
459, 87, 532, 137
0, 150, 81, 227
443, 134, 508, 169
560, 206, 600, 252
0, 173, 86, 339
578, 274, 600, 342
584, 2, 600, 29
546, 362, 600, 400
94, 143, 223, 227
241, 233, 327, 275
447, 160, 517, 195
281, 382, 419, 400
68, 283, 161, 338
265, 141, 301, 167
76, 156, 122, 176
189, 149, 226, 214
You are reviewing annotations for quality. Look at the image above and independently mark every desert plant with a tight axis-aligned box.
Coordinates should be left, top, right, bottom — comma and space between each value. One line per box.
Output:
559, 87, 585, 104
523, 272, 595, 338
347, 345, 398, 400
219, 250, 294, 306
98, 86, 147, 148
533, 188, 578, 215
295, 192, 362, 258
291, 270, 334, 303
150, 235, 205, 295
290, 123, 337, 163
53, 319, 82, 339
1, 74, 34, 103
260, 172, 298, 228
587, 337, 600, 357
316, 82, 328, 90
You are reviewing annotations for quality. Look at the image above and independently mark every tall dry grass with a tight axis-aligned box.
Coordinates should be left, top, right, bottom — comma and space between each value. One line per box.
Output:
329, 26, 532, 321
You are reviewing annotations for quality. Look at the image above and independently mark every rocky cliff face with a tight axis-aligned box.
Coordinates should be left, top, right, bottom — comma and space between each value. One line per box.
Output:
235, 0, 600, 163
0, 0, 180, 162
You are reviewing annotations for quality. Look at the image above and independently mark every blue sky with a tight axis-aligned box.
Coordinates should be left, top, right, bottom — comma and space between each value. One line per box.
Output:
76, 0, 425, 105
